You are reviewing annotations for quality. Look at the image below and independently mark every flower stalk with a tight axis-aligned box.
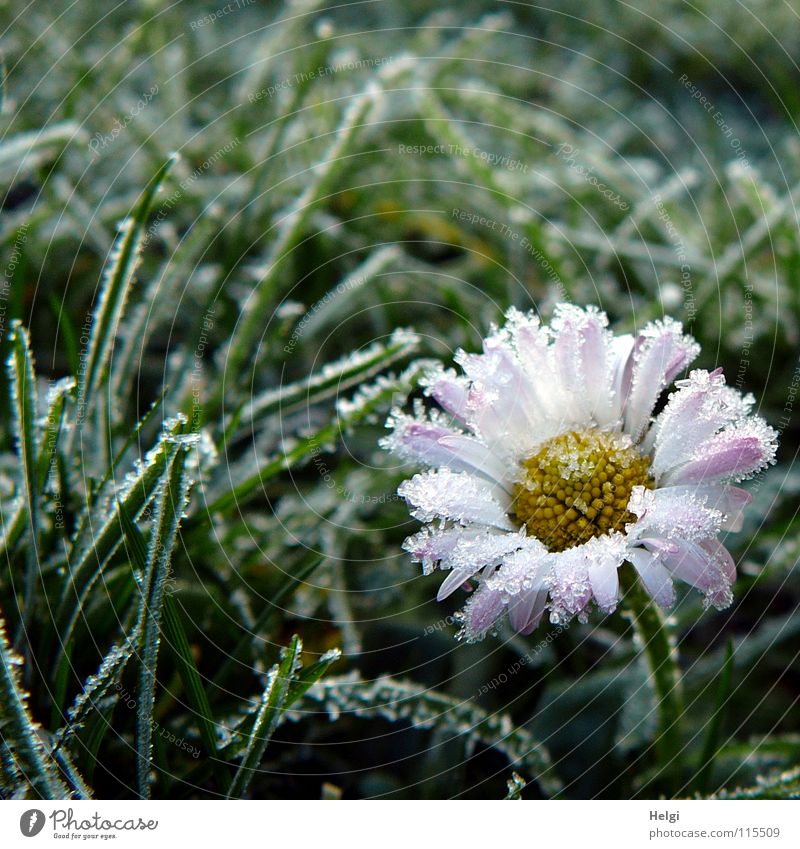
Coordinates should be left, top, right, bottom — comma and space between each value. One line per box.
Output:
620, 566, 684, 796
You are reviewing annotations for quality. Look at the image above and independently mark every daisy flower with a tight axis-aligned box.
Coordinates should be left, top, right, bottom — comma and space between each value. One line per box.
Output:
381, 305, 778, 641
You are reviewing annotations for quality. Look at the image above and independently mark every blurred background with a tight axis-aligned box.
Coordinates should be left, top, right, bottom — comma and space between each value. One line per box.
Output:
0, 0, 798, 799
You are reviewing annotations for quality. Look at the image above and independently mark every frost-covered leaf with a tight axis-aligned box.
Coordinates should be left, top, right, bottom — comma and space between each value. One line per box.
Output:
74, 155, 176, 433
136, 433, 198, 798
0, 616, 68, 799
226, 635, 302, 799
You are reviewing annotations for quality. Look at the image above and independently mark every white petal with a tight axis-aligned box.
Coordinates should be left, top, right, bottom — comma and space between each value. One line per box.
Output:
435, 531, 527, 600
508, 588, 549, 634
420, 365, 470, 422
626, 485, 723, 543
382, 409, 509, 486
623, 318, 700, 442
627, 547, 675, 608
397, 469, 513, 529
657, 538, 733, 608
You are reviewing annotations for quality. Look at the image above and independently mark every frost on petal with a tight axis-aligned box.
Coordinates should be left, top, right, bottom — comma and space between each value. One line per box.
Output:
457, 583, 505, 642
610, 333, 635, 417
547, 534, 626, 623
627, 547, 675, 608
457, 342, 544, 452
657, 538, 734, 609
551, 304, 617, 426
435, 530, 528, 600
402, 526, 475, 575
382, 408, 510, 487
397, 469, 513, 529
419, 364, 470, 423
646, 483, 752, 533
664, 418, 778, 485
623, 317, 700, 442
626, 484, 723, 543
650, 369, 755, 479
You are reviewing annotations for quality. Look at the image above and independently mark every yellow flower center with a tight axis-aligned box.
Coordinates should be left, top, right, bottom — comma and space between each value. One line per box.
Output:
510, 429, 655, 552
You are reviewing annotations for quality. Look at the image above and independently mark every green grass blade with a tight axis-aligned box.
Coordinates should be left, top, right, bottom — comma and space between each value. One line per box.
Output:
162, 594, 230, 791
55, 418, 186, 664
284, 648, 341, 707
7, 322, 42, 639
202, 361, 430, 518
135, 434, 197, 798
295, 674, 562, 798
226, 635, 301, 799
0, 615, 68, 799
74, 154, 176, 431
225, 327, 419, 442
222, 86, 378, 390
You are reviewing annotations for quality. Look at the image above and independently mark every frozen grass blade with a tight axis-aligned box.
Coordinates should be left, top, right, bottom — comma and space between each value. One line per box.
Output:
74, 155, 176, 434
0, 616, 68, 799
0, 122, 79, 184
7, 322, 42, 640
136, 434, 197, 798
226, 327, 419, 440
711, 765, 800, 799
504, 772, 526, 800
162, 595, 230, 791
294, 673, 561, 797
223, 86, 378, 388
204, 361, 429, 517
226, 635, 301, 799
55, 416, 187, 663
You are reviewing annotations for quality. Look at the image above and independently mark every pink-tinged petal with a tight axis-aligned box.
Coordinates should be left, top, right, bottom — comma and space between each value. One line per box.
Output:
657, 538, 733, 608
627, 548, 675, 608
457, 346, 542, 449
650, 484, 752, 533
612, 333, 637, 413
382, 412, 509, 485
664, 418, 777, 485
421, 366, 470, 423
485, 541, 550, 596
650, 369, 755, 478
438, 434, 510, 486
547, 548, 592, 625
397, 470, 514, 530
638, 537, 680, 555
403, 526, 471, 575
713, 486, 752, 532
580, 312, 617, 426
520, 591, 549, 634
698, 538, 737, 584
508, 588, 549, 634
623, 318, 700, 442
458, 584, 505, 642
551, 304, 617, 426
